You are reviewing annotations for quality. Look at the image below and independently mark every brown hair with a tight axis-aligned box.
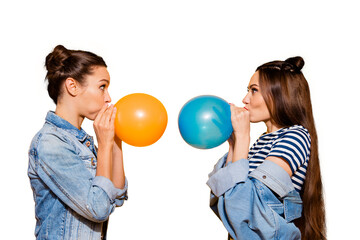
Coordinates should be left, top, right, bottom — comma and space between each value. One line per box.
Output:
256, 57, 326, 239
45, 45, 107, 104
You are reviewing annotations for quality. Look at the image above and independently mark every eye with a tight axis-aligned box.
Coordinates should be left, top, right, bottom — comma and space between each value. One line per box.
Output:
251, 87, 258, 94
100, 84, 106, 90
247, 87, 258, 93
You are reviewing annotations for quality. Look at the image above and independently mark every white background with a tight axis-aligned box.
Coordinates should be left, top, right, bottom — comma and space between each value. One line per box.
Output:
1, 0, 359, 239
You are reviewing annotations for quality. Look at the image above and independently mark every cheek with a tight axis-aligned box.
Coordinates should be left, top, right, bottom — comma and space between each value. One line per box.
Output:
249, 96, 269, 120
251, 95, 264, 109
84, 92, 104, 109
86, 90, 103, 103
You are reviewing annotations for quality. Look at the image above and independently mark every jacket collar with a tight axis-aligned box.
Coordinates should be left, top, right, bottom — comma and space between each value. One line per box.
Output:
45, 111, 88, 142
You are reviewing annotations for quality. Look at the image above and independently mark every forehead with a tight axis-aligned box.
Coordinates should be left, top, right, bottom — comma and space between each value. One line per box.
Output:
248, 71, 259, 86
92, 66, 110, 78
86, 66, 110, 83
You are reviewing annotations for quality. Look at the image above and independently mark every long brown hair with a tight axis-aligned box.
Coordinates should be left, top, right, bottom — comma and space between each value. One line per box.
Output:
256, 57, 326, 239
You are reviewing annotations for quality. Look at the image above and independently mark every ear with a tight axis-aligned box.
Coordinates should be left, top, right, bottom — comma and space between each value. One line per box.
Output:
64, 77, 80, 96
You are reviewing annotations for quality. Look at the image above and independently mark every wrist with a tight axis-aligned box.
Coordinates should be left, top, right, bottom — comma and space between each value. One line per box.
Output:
233, 132, 249, 140
232, 141, 249, 162
98, 141, 114, 150
233, 134, 250, 147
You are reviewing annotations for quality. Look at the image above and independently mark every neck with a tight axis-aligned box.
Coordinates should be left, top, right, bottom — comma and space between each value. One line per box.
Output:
55, 102, 84, 129
265, 120, 280, 134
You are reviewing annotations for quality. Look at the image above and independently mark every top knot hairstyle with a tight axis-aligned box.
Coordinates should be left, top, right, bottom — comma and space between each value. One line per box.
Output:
45, 45, 107, 104
256, 56, 304, 73
256, 57, 326, 239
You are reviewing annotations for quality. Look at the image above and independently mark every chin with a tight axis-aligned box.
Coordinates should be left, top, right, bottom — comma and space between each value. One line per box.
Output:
250, 120, 262, 123
249, 116, 264, 123
87, 116, 96, 121
86, 112, 99, 121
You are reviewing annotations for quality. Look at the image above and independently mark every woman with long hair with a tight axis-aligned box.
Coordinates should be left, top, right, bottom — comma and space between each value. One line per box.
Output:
28, 45, 127, 239
207, 57, 325, 239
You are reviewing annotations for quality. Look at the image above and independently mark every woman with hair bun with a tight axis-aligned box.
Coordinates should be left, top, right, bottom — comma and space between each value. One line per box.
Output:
207, 57, 326, 239
28, 45, 127, 239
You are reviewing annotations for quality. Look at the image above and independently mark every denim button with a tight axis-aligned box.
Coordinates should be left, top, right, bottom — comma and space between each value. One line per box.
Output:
262, 175, 267, 179
86, 141, 91, 147
91, 158, 95, 166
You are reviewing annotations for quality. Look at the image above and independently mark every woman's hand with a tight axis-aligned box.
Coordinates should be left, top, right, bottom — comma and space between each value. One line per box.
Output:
94, 104, 116, 179
229, 104, 250, 162
93, 104, 116, 147
230, 104, 250, 140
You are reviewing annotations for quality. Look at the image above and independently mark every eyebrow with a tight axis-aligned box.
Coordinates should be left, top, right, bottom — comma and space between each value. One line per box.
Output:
99, 79, 110, 84
248, 84, 259, 89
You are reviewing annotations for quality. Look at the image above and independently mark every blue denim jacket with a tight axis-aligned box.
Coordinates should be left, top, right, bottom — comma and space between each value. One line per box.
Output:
28, 111, 128, 239
207, 154, 302, 240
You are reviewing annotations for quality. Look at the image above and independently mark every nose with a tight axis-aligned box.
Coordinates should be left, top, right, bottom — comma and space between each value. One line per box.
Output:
242, 92, 250, 105
104, 90, 112, 103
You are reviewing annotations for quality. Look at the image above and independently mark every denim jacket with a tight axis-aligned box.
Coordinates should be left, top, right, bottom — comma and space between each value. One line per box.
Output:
207, 154, 302, 240
28, 111, 128, 240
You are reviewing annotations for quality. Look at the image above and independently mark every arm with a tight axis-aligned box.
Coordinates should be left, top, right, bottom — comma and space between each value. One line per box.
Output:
36, 134, 123, 223
209, 104, 250, 216
229, 104, 250, 162
266, 156, 292, 176
94, 104, 127, 207
94, 104, 116, 179
207, 104, 301, 238
207, 158, 301, 239
267, 127, 311, 176
112, 135, 125, 189
229, 103, 295, 176
207, 125, 309, 238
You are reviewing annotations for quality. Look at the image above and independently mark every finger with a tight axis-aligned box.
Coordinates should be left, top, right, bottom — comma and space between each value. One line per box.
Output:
94, 103, 109, 124
103, 104, 114, 124
232, 106, 243, 117
236, 107, 247, 115
230, 104, 237, 114
110, 107, 117, 124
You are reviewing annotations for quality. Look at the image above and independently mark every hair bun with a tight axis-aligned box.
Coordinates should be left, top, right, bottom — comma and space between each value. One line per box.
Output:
285, 56, 304, 71
45, 45, 71, 73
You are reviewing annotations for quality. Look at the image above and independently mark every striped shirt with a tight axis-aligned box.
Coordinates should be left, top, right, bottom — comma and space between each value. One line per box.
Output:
248, 125, 311, 192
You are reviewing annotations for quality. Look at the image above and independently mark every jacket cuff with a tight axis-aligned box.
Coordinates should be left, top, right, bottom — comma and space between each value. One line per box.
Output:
249, 160, 294, 198
208, 153, 228, 178
93, 176, 128, 201
206, 158, 249, 197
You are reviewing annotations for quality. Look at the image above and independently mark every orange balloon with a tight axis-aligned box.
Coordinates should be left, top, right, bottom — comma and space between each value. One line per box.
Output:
114, 93, 168, 147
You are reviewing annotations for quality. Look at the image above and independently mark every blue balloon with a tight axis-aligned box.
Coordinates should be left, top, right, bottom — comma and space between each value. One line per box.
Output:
178, 95, 233, 149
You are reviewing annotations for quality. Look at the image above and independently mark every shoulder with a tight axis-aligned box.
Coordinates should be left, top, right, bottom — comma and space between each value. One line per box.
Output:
271, 125, 311, 163
268, 125, 311, 172
276, 125, 311, 148
31, 123, 76, 157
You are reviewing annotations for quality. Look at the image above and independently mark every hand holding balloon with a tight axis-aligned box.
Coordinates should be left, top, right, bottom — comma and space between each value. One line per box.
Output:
229, 103, 250, 161
94, 103, 117, 147
229, 103, 250, 140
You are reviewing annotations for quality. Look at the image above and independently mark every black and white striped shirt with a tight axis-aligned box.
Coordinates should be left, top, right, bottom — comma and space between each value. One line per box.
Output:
248, 125, 311, 192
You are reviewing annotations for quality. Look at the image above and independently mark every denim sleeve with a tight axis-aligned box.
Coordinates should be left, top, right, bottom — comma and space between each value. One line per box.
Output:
35, 133, 128, 222
208, 153, 228, 218
207, 153, 249, 217
92, 176, 128, 207
207, 156, 249, 197
207, 158, 300, 239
